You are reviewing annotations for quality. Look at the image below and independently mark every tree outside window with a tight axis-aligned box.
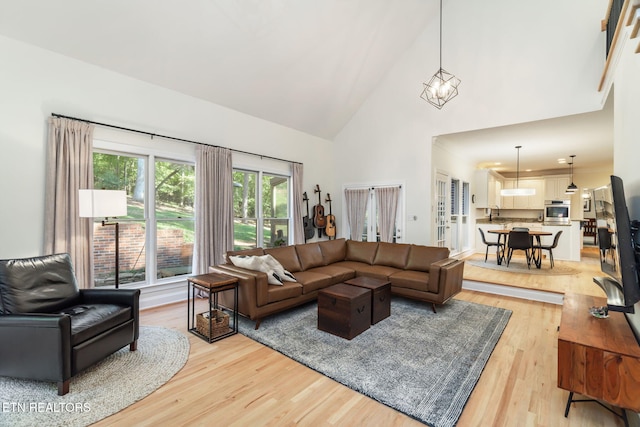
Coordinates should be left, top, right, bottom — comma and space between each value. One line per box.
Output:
91, 152, 194, 287
233, 169, 289, 250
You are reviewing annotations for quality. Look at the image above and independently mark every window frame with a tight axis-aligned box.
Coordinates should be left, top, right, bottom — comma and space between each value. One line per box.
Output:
232, 167, 292, 249
93, 139, 196, 288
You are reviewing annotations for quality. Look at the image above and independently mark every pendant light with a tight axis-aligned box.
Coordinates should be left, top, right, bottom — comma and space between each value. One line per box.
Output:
500, 146, 536, 196
420, 0, 460, 109
565, 155, 578, 194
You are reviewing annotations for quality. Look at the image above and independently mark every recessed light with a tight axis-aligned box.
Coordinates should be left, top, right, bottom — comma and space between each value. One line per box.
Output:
558, 158, 566, 164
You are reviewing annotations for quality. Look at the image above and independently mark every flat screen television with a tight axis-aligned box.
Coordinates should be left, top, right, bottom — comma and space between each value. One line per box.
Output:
592, 175, 640, 313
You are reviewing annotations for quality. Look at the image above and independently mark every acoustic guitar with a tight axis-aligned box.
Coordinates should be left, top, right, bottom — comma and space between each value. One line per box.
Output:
302, 192, 315, 241
325, 193, 336, 239
313, 185, 326, 237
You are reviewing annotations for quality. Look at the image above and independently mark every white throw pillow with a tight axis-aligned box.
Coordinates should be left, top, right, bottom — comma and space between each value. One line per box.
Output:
229, 255, 283, 285
260, 254, 297, 282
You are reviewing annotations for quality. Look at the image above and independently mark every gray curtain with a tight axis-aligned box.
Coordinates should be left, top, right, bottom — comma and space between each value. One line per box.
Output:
44, 117, 94, 288
344, 188, 369, 241
194, 145, 233, 273
375, 186, 400, 243
292, 163, 305, 244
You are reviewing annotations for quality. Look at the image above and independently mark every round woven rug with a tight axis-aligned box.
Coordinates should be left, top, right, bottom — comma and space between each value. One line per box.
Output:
466, 257, 579, 275
0, 326, 189, 427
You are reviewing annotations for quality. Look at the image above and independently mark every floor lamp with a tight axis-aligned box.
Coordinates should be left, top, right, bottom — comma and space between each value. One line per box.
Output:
79, 189, 127, 289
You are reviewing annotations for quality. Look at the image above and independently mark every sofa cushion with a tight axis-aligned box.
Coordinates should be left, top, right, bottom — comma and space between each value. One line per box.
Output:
354, 265, 402, 280
266, 282, 303, 304
225, 247, 265, 264
345, 241, 378, 265
56, 303, 132, 346
405, 245, 449, 272
306, 265, 355, 284
292, 270, 333, 294
389, 270, 430, 292
318, 238, 347, 265
373, 242, 411, 269
264, 246, 303, 273
295, 243, 324, 271
0, 253, 81, 314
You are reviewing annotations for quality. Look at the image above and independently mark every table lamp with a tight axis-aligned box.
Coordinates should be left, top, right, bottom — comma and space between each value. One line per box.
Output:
79, 189, 127, 288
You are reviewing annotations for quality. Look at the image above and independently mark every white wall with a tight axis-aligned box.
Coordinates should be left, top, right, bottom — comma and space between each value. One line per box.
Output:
0, 35, 335, 259
611, 10, 640, 400
613, 28, 640, 218
333, 0, 606, 245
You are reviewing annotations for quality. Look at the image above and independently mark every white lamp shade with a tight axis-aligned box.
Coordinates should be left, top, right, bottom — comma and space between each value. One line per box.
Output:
79, 190, 127, 218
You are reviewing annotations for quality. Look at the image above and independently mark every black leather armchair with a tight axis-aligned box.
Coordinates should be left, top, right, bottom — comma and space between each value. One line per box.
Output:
0, 253, 140, 395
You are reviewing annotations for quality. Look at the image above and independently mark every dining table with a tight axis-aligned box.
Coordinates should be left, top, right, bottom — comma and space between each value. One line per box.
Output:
487, 229, 552, 268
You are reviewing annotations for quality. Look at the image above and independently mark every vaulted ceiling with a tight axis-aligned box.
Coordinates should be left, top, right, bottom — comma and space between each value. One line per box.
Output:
0, 0, 434, 139
0, 0, 613, 173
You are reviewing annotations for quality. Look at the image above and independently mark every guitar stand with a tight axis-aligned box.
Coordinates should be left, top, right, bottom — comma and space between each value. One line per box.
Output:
564, 392, 629, 427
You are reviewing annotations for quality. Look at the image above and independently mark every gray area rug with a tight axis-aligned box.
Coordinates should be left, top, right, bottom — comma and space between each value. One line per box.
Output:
0, 326, 189, 427
239, 298, 511, 427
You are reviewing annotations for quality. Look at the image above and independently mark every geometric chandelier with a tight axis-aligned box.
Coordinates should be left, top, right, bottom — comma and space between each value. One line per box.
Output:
420, 0, 461, 109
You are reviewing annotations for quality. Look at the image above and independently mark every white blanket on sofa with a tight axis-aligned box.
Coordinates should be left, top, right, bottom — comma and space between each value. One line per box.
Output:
229, 254, 297, 285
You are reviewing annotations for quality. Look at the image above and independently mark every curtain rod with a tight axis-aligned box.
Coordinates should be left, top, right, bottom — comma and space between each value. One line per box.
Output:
370, 185, 402, 190
51, 113, 302, 165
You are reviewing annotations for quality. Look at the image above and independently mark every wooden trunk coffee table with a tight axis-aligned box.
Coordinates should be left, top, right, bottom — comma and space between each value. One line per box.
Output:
344, 276, 391, 324
318, 283, 371, 340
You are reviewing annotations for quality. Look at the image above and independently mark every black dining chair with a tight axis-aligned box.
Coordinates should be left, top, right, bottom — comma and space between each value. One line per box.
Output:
533, 230, 563, 268
478, 228, 505, 263
506, 230, 533, 268
597, 228, 616, 266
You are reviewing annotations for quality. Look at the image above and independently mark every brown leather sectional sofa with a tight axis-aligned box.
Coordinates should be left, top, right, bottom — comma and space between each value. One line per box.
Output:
210, 238, 464, 329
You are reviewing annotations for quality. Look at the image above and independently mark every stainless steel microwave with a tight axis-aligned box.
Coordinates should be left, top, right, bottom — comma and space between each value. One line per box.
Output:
544, 200, 570, 224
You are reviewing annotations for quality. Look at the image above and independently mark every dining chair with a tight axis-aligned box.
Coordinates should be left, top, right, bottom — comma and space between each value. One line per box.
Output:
506, 230, 533, 268
597, 228, 616, 266
478, 228, 505, 263
533, 230, 563, 268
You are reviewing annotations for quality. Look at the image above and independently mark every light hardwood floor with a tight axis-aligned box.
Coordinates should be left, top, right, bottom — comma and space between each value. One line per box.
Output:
94, 248, 628, 426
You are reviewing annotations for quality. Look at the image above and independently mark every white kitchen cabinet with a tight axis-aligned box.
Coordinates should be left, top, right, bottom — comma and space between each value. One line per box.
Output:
544, 176, 571, 200
501, 180, 513, 209
501, 178, 544, 209
474, 169, 502, 208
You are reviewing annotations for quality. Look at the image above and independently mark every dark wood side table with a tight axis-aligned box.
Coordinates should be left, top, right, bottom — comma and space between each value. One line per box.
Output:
558, 293, 640, 426
344, 276, 391, 324
187, 272, 239, 343
318, 283, 371, 340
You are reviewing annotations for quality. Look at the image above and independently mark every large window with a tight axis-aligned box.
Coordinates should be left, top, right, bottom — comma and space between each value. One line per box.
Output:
91, 151, 195, 287
233, 169, 290, 250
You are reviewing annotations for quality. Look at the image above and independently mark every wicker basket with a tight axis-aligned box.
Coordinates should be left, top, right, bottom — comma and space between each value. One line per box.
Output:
196, 309, 230, 338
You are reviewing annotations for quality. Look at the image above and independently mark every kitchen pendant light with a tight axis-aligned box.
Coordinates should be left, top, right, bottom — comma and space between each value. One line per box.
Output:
500, 146, 536, 196
420, 0, 460, 109
565, 155, 578, 194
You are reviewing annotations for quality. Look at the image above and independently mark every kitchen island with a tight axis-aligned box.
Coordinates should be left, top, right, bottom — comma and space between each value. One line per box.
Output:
475, 219, 581, 262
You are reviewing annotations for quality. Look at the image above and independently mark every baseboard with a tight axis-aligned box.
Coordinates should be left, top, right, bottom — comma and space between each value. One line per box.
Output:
138, 281, 187, 310
463, 280, 565, 305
